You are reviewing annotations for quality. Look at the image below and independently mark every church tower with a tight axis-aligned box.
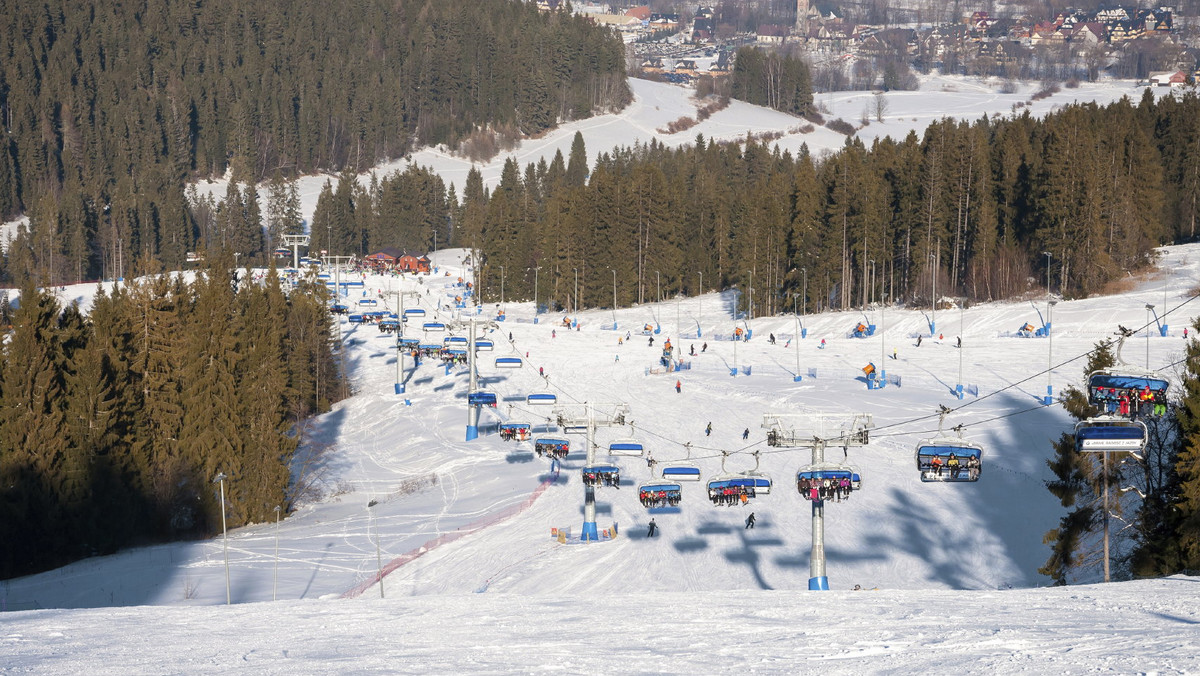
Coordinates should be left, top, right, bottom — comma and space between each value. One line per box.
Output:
795, 0, 810, 34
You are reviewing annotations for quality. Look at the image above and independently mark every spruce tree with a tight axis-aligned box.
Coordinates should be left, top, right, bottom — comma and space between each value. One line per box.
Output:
1040, 341, 1123, 584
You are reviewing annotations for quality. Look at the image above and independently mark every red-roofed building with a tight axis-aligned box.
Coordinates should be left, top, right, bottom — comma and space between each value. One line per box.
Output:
626, 5, 650, 21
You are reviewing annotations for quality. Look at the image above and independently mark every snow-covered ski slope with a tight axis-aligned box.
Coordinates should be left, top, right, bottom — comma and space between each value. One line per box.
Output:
181, 75, 1150, 225
4, 245, 1200, 673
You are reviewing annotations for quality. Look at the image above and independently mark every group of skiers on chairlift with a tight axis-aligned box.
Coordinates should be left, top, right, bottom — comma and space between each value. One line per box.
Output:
708, 484, 756, 506
534, 440, 569, 459
582, 468, 620, 488
1089, 385, 1167, 418
799, 475, 854, 502
639, 487, 681, 508
922, 453, 980, 481
499, 426, 531, 442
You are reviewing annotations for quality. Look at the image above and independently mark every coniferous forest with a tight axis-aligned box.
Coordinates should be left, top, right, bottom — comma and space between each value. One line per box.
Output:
0, 258, 341, 578
461, 91, 1200, 313
0, 0, 630, 283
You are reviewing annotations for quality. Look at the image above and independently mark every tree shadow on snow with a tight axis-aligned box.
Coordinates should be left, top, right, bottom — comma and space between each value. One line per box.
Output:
860, 394, 1062, 589
579, 503, 613, 516
672, 537, 708, 553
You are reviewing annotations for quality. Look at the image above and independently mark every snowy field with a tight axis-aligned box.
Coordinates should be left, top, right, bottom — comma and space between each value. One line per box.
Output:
4, 241, 1200, 672
183, 75, 1154, 223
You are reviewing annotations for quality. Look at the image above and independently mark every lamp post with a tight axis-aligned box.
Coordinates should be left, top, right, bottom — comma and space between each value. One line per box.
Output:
1043, 251, 1052, 297
500, 265, 505, 307
802, 267, 807, 318
213, 472, 230, 605
697, 271, 703, 337
868, 260, 876, 307
273, 505, 281, 601
879, 295, 886, 389
1045, 299, 1057, 405
368, 499, 383, 598
957, 300, 964, 399
793, 293, 802, 381
529, 266, 541, 315
930, 252, 937, 336
748, 269, 754, 321
1146, 304, 1154, 368
610, 268, 617, 324
573, 268, 579, 318
655, 270, 661, 304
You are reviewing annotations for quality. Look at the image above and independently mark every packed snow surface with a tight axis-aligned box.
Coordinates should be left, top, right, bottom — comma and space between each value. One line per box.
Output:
4, 242, 1200, 672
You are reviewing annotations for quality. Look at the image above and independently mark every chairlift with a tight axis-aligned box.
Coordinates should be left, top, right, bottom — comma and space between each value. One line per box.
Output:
527, 393, 557, 406
330, 304, 349, 315
1085, 329, 1170, 418
796, 463, 862, 501
444, 335, 468, 346
661, 466, 701, 482
495, 356, 523, 368
638, 482, 682, 509
705, 451, 766, 505
582, 464, 621, 488
358, 298, 379, 307
475, 339, 494, 351
1087, 367, 1169, 416
915, 409, 983, 482
534, 437, 570, 458
498, 421, 532, 441
468, 391, 497, 407
404, 308, 427, 318
608, 439, 644, 456
741, 450, 773, 494
423, 321, 446, 332
1075, 416, 1148, 453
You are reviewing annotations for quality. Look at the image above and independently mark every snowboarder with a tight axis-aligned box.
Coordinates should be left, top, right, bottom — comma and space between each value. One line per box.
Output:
675, 380, 682, 393
705, 422, 712, 437
742, 428, 750, 440
916, 335, 923, 347
819, 338, 826, 349
647, 519, 658, 537
649, 336, 654, 346
539, 366, 544, 377
768, 333, 775, 345
552, 329, 556, 338
690, 344, 695, 356
702, 342, 708, 352
745, 513, 756, 529
956, 336, 961, 348
893, 348, 898, 360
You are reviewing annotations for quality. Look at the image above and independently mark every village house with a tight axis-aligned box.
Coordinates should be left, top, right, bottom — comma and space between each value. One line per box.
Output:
1149, 70, 1188, 87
